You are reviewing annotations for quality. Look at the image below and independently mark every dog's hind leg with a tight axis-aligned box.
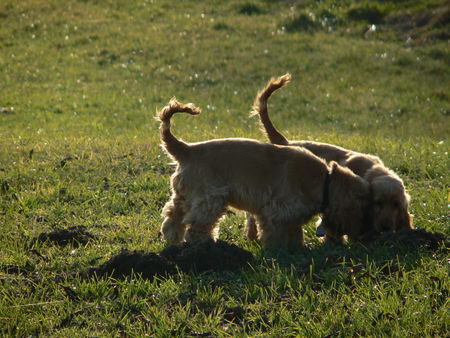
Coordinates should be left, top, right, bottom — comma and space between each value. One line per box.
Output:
257, 212, 304, 250
245, 213, 259, 241
161, 194, 187, 244
284, 223, 304, 250
183, 196, 227, 242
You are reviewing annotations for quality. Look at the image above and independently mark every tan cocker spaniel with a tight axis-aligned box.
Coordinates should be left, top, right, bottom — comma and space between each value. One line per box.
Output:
157, 98, 372, 249
247, 74, 412, 242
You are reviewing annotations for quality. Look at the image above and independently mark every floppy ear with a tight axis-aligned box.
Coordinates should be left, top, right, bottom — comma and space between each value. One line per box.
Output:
396, 193, 413, 230
326, 162, 371, 242
396, 208, 413, 230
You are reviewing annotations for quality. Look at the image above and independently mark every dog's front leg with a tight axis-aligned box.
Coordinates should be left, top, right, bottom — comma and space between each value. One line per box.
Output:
161, 195, 187, 244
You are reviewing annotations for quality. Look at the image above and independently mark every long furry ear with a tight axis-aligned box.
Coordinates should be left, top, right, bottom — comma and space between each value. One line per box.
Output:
396, 194, 413, 230
396, 209, 413, 230
394, 190, 413, 230
325, 162, 372, 242
329, 162, 367, 190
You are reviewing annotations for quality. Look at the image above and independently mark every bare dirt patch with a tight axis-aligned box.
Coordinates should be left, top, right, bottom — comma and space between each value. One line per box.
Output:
294, 228, 448, 279
160, 239, 254, 273
36, 226, 97, 247
372, 228, 448, 251
87, 250, 177, 280
87, 239, 254, 280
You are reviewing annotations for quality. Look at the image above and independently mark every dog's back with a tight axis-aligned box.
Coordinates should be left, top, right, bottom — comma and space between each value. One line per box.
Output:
177, 138, 328, 214
289, 140, 350, 163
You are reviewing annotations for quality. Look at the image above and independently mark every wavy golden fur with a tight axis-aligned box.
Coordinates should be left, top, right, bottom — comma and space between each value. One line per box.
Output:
247, 74, 412, 241
157, 98, 372, 249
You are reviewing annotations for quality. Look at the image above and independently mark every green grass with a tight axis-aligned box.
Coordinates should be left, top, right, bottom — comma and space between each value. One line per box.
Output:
1, 0, 449, 336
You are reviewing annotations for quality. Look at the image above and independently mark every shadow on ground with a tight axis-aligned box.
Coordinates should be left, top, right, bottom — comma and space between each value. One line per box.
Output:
86, 239, 255, 280
2, 228, 447, 283
289, 228, 448, 282
83, 228, 447, 282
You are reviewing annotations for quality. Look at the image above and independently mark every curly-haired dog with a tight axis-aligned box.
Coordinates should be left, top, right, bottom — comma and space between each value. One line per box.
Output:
246, 74, 412, 242
157, 98, 371, 249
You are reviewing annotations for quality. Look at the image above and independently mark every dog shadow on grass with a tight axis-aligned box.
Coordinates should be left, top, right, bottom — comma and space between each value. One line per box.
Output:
82, 228, 447, 285
1, 227, 447, 335
2, 226, 447, 284
261, 228, 448, 284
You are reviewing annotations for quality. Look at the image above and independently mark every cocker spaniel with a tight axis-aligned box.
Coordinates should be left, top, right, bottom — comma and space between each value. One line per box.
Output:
157, 98, 372, 249
247, 74, 412, 242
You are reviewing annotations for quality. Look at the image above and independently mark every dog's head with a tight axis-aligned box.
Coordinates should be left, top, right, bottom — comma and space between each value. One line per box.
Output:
322, 162, 372, 242
370, 175, 412, 233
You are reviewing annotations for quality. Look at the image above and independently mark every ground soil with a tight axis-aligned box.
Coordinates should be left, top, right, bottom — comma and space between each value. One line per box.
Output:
36, 226, 97, 247
33, 227, 445, 281
372, 228, 448, 251
87, 239, 254, 280
295, 228, 448, 277
87, 250, 177, 280
159, 239, 255, 273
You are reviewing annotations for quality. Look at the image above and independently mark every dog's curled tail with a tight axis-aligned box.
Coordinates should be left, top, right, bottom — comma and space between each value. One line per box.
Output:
157, 98, 201, 160
251, 73, 291, 145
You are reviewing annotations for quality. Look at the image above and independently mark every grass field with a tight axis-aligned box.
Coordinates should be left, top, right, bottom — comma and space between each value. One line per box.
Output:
1, 0, 449, 336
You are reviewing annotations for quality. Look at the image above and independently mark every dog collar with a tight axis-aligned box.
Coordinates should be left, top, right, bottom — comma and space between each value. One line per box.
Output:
320, 170, 331, 212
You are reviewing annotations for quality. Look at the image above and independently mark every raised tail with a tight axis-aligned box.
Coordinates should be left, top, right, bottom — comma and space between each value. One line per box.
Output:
251, 74, 291, 145
157, 98, 201, 161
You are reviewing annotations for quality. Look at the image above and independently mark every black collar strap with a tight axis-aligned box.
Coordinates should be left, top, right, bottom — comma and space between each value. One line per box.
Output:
321, 170, 331, 212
